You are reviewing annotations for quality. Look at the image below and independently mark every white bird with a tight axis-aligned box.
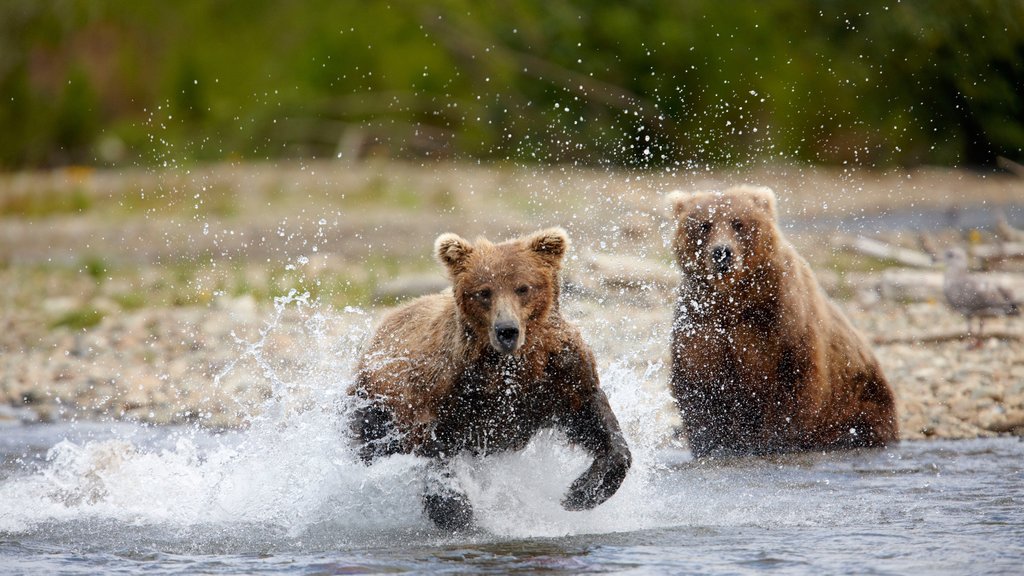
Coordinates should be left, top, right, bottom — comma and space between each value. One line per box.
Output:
942, 247, 1020, 338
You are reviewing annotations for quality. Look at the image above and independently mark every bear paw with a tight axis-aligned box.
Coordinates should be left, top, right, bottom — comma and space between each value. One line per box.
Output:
561, 451, 630, 511
423, 485, 473, 531
423, 464, 473, 531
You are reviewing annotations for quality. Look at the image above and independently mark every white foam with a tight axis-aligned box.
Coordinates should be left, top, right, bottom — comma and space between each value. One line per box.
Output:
0, 298, 874, 544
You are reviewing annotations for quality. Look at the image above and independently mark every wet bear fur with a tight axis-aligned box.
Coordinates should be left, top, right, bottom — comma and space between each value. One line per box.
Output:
350, 227, 631, 530
668, 186, 898, 458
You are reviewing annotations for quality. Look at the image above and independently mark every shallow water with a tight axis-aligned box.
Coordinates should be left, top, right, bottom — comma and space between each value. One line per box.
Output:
2, 303, 1022, 574
2, 423, 1022, 574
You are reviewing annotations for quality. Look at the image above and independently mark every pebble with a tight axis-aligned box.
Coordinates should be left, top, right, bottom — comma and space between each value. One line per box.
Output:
1, 288, 1021, 442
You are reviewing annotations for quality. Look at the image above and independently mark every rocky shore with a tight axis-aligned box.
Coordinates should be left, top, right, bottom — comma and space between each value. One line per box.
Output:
3, 276, 1022, 441
2, 161, 1023, 442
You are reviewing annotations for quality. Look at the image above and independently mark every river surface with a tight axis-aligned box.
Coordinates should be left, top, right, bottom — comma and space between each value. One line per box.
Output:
2, 298, 1022, 574
1, 420, 1021, 575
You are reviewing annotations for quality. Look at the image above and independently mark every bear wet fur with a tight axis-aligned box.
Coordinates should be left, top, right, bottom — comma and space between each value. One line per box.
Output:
350, 227, 631, 530
668, 186, 898, 458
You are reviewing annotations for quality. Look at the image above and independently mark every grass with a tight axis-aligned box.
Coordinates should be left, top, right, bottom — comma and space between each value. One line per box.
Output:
0, 169, 247, 221
51, 307, 104, 330
0, 187, 93, 218
116, 182, 239, 217
0, 163, 462, 226
824, 249, 905, 276
8, 160, 998, 332
324, 172, 459, 213
3, 257, 382, 346
81, 256, 108, 284
112, 291, 147, 311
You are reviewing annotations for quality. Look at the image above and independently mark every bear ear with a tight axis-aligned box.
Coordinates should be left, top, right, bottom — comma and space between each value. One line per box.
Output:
435, 233, 474, 276
743, 185, 778, 219
526, 227, 570, 266
666, 190, 702, 219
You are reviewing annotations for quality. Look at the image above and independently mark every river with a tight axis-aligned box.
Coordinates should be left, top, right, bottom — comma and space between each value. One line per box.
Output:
1, 417, 1021, 574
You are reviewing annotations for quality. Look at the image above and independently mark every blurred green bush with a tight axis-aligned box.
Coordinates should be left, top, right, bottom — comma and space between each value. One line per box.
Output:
0, 0, 1020, 169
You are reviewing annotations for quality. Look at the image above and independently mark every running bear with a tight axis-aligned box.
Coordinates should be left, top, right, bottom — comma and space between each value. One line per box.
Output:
668, 186, 898, 458
350, 227, 631, 529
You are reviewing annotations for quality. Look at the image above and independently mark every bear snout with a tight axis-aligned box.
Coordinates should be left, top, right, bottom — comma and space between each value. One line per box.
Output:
492, 320, 522, 353
711, 244, 734, 273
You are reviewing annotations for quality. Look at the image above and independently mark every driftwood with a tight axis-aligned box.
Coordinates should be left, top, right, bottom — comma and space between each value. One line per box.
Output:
851, 267, 1024, 304
997, 156, 1024, 178
918, 232, 943, 260
971, 242, 1024, 265
874, 268, 944, 302
841, 234, 1024, 269
995, 211, 1024, 243
835, 235, 936, 268
874, 329, 1024, 345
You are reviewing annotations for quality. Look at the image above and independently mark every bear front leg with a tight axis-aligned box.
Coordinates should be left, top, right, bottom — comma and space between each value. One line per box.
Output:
422, 459, 473, 531
350, 398, 402, 464
561, 387, 632, 511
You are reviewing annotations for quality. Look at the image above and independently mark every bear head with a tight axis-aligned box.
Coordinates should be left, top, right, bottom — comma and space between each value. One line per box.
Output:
668, 185, 780, 289
435, 228, 568, 355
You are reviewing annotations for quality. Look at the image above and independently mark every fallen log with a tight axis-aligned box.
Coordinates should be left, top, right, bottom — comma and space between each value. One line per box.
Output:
997, 156, 1024, 178
849, 267, 1024, 304
876, 268, 944, 302
874, 329, 1024, 345
835, 235, 936, 268
840, 234, 1024, 269
972, 242, 1024, 266
995, 211, 1024, 242
918, 232, 943, 260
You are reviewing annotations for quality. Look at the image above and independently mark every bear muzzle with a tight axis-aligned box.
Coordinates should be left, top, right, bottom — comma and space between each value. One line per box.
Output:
492, 320, 522, 354
711, 244, 734, 274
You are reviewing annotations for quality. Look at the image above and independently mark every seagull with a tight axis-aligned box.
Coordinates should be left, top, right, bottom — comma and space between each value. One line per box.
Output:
942, 247, 1020, 339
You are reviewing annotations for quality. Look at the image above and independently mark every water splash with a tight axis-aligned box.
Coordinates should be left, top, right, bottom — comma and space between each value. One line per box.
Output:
0, 295, 888, 550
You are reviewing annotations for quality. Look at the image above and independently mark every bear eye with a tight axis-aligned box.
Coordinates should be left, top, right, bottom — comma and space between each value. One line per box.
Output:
515, 285, 530, 296
474, 288, 492, 302
732, 219, 744, 233
699, 221, 712, 234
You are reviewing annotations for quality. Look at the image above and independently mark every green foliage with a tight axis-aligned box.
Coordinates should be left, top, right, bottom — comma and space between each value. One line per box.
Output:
52, 66, 100, 164
112, 291, 147, 311
52, 307, 104, 330
0, 0, 1020, 169
0, 186, 92, 217
81, 256, 108, 284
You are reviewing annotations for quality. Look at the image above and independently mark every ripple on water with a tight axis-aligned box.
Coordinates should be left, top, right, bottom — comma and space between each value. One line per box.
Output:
0, 303, 1021, 573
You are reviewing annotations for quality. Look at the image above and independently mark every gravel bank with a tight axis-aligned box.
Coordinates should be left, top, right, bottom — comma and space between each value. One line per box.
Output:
3, 289, 1021, 441
2, 162, 1022, 443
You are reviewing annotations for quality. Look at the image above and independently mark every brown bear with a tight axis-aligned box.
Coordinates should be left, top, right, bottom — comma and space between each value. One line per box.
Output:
350, 227, 631, 530
667, 185, 898, 458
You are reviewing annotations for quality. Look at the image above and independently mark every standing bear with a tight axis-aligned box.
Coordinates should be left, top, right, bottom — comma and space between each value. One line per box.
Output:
350, 227, 631, 530
668, 186, 898, 458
